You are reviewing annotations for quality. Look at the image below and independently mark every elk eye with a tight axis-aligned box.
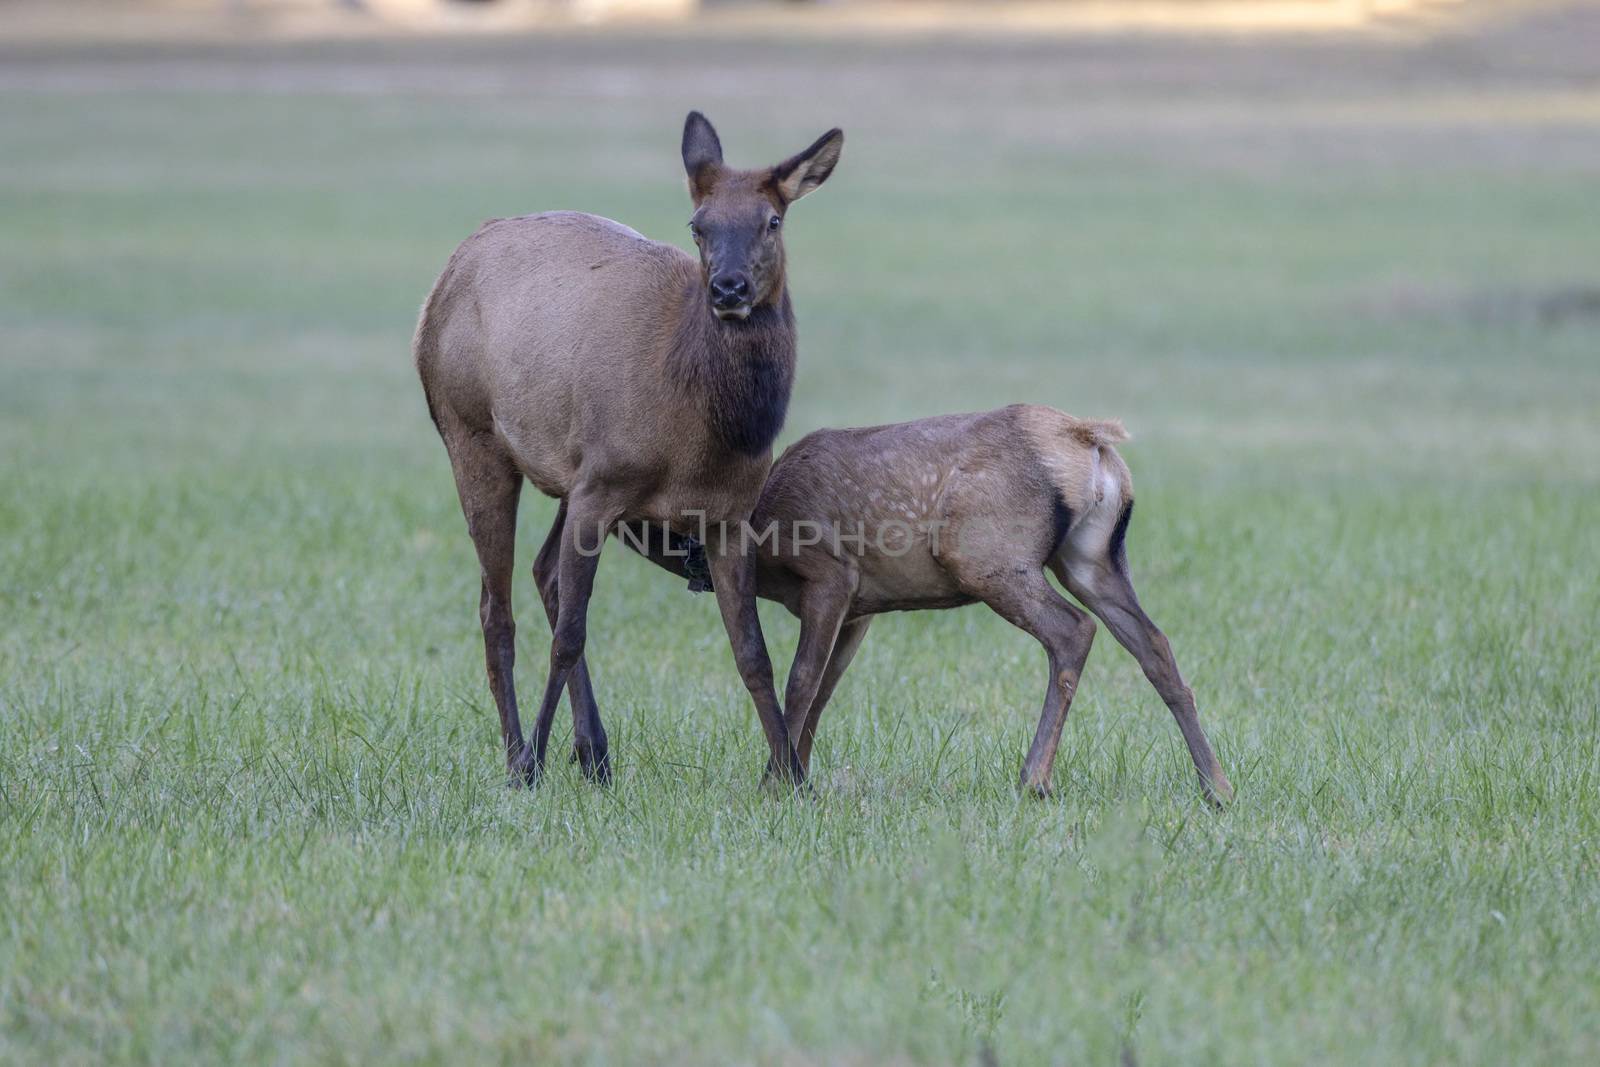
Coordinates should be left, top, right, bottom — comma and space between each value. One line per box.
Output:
689, 222, 702, 240
768, 215, 781, 231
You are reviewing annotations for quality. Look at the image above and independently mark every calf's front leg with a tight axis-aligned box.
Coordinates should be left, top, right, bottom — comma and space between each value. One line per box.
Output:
708, 547, 805, 786
770, 578, 853, 779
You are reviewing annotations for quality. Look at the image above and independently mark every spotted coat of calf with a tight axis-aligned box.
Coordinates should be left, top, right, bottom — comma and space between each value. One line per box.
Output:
624, 403, 1233, 803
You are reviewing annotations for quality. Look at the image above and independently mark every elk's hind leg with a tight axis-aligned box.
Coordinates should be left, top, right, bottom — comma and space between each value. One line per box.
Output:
523, 490, 616, 785
1054, 502, 1234, 806
441, 421, 527, 783
533, 499, 610, 784
963, 568, 1097, 798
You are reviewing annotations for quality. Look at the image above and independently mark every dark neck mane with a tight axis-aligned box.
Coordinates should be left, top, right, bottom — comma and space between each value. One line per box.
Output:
669, 287, 796, 458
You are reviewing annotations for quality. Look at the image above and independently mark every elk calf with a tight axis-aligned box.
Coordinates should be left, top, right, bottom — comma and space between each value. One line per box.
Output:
637, 404, 1233, 803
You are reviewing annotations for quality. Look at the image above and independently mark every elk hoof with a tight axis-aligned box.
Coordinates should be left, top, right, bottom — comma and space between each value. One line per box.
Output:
1020, 775, 1054, 800
760, 753, 807, 792
1202, 772, 1235, 809
508, 747, 541, 790
575, 740, 612, 786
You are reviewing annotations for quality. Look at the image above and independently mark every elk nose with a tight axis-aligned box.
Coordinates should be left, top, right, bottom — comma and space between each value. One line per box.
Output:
710, 273, 750, 308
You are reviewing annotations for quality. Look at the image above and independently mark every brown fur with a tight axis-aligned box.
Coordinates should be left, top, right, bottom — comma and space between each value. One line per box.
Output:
622, 403, 1234, 804
415, 112, 843, 786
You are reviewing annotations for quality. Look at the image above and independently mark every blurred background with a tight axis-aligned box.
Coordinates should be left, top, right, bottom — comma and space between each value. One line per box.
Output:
5, 0, 1596, 476
1, 0, 1535, 38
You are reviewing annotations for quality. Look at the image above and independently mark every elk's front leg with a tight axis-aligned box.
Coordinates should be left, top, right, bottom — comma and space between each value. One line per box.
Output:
794, 616, 872, 774
707, 547, 804, 786
774, 576, 853, 778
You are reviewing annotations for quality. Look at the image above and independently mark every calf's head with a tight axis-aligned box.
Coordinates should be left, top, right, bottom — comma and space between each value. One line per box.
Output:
681, 111, 844, 321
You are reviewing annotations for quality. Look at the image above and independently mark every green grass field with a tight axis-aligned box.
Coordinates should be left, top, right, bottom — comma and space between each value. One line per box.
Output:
3, 16, 1600, 1064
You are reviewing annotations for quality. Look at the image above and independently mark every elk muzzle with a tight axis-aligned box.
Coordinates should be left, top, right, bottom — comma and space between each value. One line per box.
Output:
710, 272, 752, 319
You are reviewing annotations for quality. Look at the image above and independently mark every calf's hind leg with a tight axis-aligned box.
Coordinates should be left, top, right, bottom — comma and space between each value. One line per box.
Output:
968, 569, 1098, 797
1053, 504, 1233, 805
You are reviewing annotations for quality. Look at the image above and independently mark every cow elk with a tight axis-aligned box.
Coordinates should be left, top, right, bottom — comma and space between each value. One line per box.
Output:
414, 112, 843, 787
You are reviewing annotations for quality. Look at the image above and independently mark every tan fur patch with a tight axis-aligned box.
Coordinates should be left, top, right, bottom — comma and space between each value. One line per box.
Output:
1066, 418, 1129, 448
1014, 404, 1134, 519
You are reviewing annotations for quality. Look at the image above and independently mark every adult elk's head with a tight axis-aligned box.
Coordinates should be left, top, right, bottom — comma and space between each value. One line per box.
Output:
681, 111, 844, 322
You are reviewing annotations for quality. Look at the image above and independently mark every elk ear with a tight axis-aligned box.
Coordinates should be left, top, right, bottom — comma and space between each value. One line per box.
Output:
682, 111, 724, 203
771, 128, 844, 204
